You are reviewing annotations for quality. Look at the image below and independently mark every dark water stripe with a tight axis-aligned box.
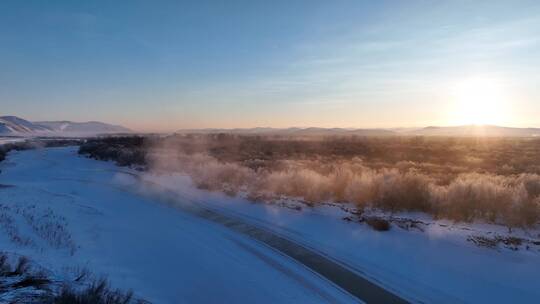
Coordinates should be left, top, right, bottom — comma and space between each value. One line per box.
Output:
135, 177, 411, 304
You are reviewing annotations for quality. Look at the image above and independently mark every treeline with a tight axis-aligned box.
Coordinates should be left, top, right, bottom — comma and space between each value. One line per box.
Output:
0, 141, 38, 163
149, 153, 540, 229
1, 139, 82, 163
143, 134, 540, 179
78, 136, 149, 167
79, 134, 540, 229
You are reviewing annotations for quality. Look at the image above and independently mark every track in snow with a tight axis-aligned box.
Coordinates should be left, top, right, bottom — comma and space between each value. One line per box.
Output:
133, 174, 410, 304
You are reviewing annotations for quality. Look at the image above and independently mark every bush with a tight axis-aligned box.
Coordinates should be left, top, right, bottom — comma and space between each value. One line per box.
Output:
430, 173, 540, 227
50, 278, 133, 304
0, 253, 140, 304
80, 135, 540, 229
13, 256, 30, 276
372, 170, 432, 213
365, 218, 391, 231
78, 136, 149, 168
1, 139, 79, 164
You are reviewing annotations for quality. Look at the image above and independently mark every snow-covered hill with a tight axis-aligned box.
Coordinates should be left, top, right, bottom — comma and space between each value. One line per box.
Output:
0, 115, 131, 136
0, 116, 51, 133
35, 120, 131, 134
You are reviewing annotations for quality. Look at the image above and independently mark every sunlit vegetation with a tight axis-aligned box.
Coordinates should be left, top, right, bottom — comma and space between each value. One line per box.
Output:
79, 134, 540, 229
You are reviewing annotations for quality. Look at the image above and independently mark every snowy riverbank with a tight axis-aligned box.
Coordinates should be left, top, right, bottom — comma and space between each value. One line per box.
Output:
1, 147, 539, 303
0, 147, 355, 303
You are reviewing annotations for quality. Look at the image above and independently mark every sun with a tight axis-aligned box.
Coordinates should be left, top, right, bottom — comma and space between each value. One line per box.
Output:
450, 77, 507, 125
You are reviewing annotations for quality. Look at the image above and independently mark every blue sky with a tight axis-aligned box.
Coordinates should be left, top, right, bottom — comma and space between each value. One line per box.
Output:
1, 0, 539, 131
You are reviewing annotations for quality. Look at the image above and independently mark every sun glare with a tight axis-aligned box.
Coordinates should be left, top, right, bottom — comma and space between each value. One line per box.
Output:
450, 77, 508, 125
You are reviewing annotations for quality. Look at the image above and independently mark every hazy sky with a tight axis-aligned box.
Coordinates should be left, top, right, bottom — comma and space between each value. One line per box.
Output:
1, 1, 539, 131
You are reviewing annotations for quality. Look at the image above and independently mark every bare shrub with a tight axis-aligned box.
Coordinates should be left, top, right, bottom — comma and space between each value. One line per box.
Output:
0, 204, 34, 247
371, 170, 432, 213
264, 169, 333, 202
433, 174, 514, 222
431, 173, 540, 228
0, 254, 9, 275
80, 135, 540, 228
365, 218, 391, 231
48, 276, 143, 304
518, 174, 540, 197
154, 149, 540, 228
0, 253, 141, 304
50, 278, 133, 304
158, 153, 255, 195
343, 171, 378, 206
13, 256, 30, 276
22, 206, 77, 254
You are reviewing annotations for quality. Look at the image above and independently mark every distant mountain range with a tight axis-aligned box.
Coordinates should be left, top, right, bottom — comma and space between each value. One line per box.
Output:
178, 125, 540, 137
2, 115, 539, 137
177, 127, 396, 137
401, 125, 540, 137
0, 116, 131, 136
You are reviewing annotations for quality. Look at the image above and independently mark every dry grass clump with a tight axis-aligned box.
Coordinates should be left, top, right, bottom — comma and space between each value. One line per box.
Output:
0, 253, 141, 304
51, 278, 134, 304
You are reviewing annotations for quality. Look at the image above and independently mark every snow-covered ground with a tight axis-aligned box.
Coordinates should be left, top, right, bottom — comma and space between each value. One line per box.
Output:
141, 172, 540, 303
0, 147, 356, 303
0, 137, 25, 145
1, 147, 540, 303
